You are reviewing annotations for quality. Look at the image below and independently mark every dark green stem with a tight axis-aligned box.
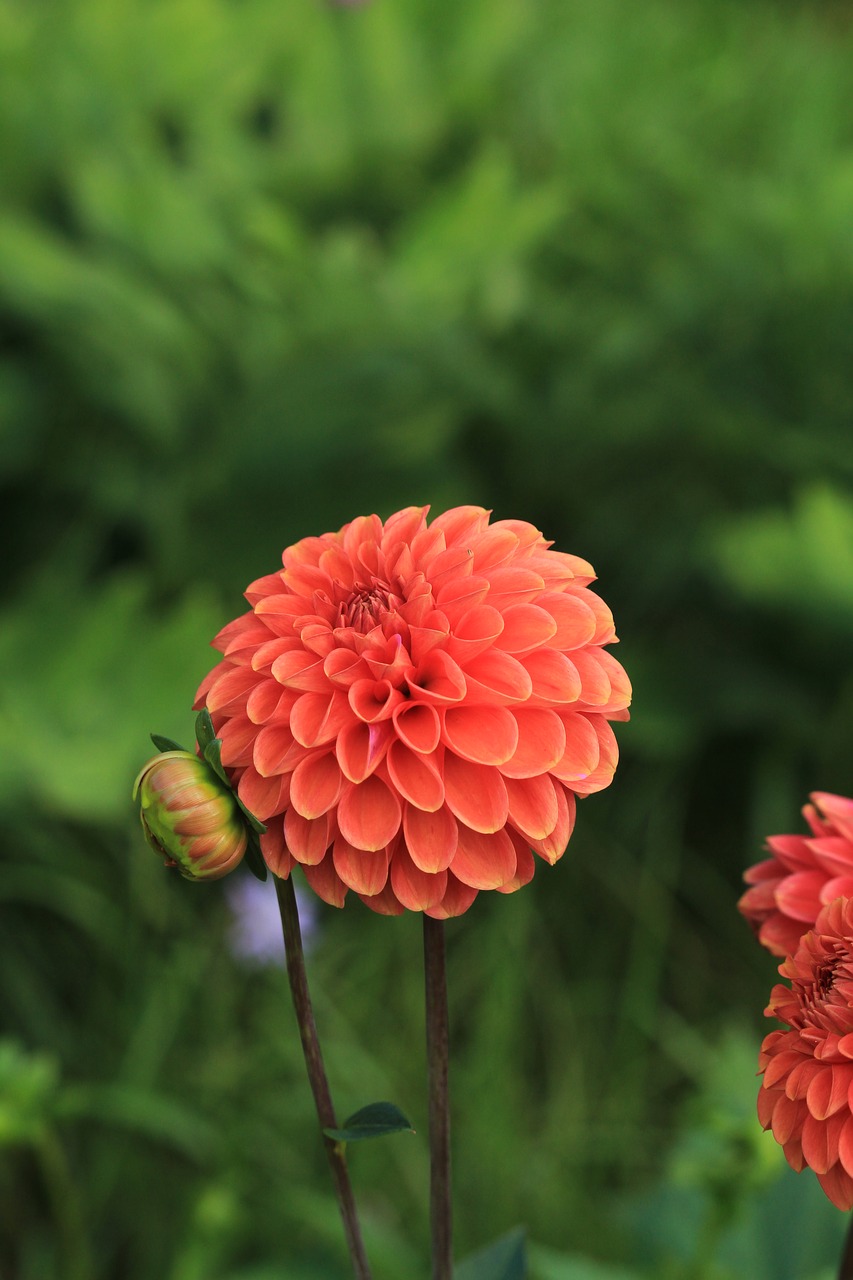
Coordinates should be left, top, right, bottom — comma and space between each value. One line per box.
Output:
274, 876, 372, 1280
423, 914, 452, 1280
839, 1212, 853, 1280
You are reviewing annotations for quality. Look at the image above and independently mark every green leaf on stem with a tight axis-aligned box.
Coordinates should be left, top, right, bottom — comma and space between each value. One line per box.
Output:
456, 1227, 527, 1280
242, 837, 268, 882
323, 1101, 414, 1143
194, 709, 217, 752
150, 733, 185, 753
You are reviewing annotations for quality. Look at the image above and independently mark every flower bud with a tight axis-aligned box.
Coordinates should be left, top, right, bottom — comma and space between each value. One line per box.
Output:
133, 750, 248, 881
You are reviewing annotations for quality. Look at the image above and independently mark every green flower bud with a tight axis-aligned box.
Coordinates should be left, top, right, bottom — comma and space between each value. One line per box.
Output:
132, 750, 248, 881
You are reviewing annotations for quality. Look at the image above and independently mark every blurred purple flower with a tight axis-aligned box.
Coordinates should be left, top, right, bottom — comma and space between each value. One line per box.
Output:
225, 874, 319, 966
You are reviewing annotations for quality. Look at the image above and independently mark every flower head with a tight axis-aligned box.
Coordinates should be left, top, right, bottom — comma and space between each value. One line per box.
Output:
194, 505, 631, 916
133, 749, 248, 880
758, 896, 853, 1210
739, 793, 853, 957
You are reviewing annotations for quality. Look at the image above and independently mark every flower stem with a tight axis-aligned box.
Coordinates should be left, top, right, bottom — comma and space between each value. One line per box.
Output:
839, 1212, 853, 1280
274, 875, 372, 1280
423, 914, 453, 1280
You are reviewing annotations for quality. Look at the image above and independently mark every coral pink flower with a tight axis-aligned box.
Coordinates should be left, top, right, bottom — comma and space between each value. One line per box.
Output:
194, 506, 631, 917
758, 897, 853, 1210
739, 793, 853, 957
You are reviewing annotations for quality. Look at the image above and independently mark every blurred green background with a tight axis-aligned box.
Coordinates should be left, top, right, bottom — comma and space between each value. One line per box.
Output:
2, 0, 853, 1275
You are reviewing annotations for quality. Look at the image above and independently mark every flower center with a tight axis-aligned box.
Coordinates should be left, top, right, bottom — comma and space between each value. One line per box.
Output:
342, 581, 397, 634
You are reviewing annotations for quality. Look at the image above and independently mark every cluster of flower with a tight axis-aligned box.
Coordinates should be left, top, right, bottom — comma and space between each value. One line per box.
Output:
739, 793, 853, 1209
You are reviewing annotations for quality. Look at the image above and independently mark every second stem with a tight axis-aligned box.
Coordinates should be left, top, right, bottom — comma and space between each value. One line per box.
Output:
423, 914, 452, 1280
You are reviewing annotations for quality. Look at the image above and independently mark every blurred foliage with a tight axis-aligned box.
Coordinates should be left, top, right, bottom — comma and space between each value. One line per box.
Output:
2, 0, 853, 1275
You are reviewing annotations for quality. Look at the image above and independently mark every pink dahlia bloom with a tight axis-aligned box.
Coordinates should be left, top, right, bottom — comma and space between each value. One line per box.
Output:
758, 897, 853, 1210
194, 506, 631, 917
739, 793, 853, 957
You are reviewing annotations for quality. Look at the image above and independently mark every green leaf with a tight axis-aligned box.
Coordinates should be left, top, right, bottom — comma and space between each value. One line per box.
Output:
243, 837, 268, 882
150, 733, 186, 753
323, 1101, 414, 1143
236, 796, 267, 836
202, 736, 231, 788
457, 1228, 527, 1280
194, 709, 217, 752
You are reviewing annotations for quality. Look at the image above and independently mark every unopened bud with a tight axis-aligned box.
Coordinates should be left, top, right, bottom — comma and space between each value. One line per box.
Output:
133, 750, 248, 881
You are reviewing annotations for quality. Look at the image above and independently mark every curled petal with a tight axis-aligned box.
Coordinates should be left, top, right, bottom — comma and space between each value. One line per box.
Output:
386, 741, 445, 812
452, 825, 518, 890
442, 705, 519, 767
289, 752, 343, 819
333, 838, 390, 896
443, 755, 509, 834
424, 873, 478, 920
390, 845, 448, 911
402, 804, 458, 873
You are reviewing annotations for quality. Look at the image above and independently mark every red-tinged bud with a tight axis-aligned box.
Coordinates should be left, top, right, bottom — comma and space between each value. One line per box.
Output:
133, 750, 248, 881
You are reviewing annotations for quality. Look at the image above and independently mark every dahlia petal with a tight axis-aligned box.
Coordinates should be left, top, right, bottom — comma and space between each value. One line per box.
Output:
813, 793, 853, 843
838, 1034, 853, 1059
462, 650, 532, 705
296, 623, 335, 658
249, 636, 301, 673
765, 833, 816, 871
409, 614, 452, 663
496, 834, 536, 894
337, 776, 402, 851
359, 881, 407, 916
428, 504, 490, 545
290, 752, 343, 819
386, 741, 445, 812
253, 723, 301, 778
244, 570, 287, 605
818, 1164, 853, 1211
333, 838, 390, 895
336, 720, 392, 783
284, 809, 333, 865
212, 610, 264, 651
595, 650, 633, 712
808, 1065, 852, 1119
452, 825, 518, 890
237, 768, 290, 822
571, 718, 619, 795
318, 544, 357, 589
538, 592, 597, 649
762, 1049, 803, 1089
323, 648, 365, 688
469, 526, 520, 572
571, 587, 616, 642
483, 566, 546, 609
349, 678, 405, 724
529, 784, 575, 864
775, 871, 828, 924
381, 504, 430, 550
757, 1084, 779, 1129
219, 715, 258, 768
392, 702, 441, 754
302, 858, 348, 908
443, 755, 509, 834
390, 845, 448, 911
442, 705, 519, 767
771, 1093, 804, 1146
550, 713, 601, 783
810, 838, 853, 878
402, 803, 458, 873
802, 1112, 837, 1175
407, 650, 467, 705
783, 1137, 806, 1172
434, 574, 491, 620
246, 678, 298, 725
501, 708, 566, 779
260, 820, 293, 878
506, 774, 559, 841
424, 873, 478, 919
444, 604, 505, 664
522, 649, 582, 705
838, 1115, 853, 1178
290, 690, 351, 747
206, 666, 261, 714
270, 650, 329, 692
784, 1057, 825, 1100
570, 650, 612, 706
252, 594, 306, 636
428, 545, 476, 589
492, 604, 557, 654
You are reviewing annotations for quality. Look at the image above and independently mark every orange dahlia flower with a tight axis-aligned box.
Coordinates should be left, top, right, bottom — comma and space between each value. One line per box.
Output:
193, 506, 631, 917
758, 896, 853, 1210
739, 793, 853, 957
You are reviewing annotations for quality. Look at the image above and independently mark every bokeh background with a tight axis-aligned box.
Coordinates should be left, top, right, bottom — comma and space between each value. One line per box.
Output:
2, 0, 853, 1276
